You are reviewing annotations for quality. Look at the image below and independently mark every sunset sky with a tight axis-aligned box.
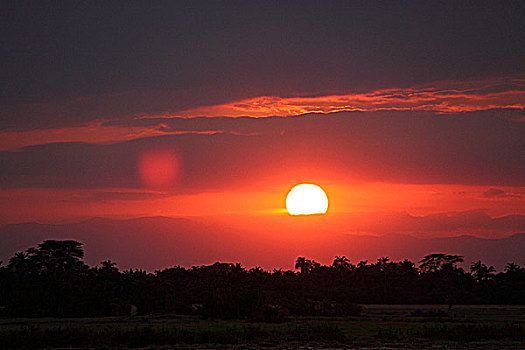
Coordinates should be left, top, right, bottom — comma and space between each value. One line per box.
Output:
1, 2, 524, 268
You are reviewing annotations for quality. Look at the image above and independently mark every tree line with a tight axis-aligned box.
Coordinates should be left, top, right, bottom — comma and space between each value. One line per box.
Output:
0, 240, 524, 320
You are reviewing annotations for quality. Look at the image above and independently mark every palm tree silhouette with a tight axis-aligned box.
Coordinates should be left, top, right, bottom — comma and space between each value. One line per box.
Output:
470, 260, 495, 282
100, 260, 119, 274
332, 255, 352, 270
295, 257, 311, 274
8, 251, 29, 273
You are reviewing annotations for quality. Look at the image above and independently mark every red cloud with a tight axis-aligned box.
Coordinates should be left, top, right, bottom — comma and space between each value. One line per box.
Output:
154, 76, 525, 118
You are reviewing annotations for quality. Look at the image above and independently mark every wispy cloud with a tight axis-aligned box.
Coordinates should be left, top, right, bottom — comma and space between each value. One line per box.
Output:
483, 188, 523, 199
147, 76, 525, 118
1, 77, 523, 151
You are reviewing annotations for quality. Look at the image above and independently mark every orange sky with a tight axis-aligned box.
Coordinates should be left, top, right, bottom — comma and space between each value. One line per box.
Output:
3, 2, 525, 271
1, 182, 523, 237
0, 78, 523, 239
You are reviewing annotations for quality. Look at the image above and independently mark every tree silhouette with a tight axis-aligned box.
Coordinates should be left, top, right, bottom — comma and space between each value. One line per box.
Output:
470, 260, 495, 283
418, 253, 464, 273
295, 257, 311, 274
332, 255, 353, 271
357, 260, 368, 269
24, 240, 86, 274
1, 241, 524, 318
504, 262, 523, 274
8, 251, 29, 274
419, 253, 466, 310
100, 260, 119, 274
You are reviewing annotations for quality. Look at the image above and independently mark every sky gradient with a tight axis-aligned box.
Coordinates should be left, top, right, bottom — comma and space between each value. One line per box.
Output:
1, 1, 524, 268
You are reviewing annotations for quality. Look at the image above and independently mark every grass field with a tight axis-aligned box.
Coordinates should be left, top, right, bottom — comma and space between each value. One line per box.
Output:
1, 305, 524, 349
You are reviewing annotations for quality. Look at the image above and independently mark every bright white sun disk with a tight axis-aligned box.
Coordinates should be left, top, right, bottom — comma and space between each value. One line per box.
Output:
286, 184, 329, 215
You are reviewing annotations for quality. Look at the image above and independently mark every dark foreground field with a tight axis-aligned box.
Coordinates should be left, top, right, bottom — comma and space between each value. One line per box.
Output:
1, 305, 524, 349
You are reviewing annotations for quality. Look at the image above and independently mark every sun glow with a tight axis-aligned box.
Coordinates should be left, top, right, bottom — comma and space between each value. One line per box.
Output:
286, 184, 329, 215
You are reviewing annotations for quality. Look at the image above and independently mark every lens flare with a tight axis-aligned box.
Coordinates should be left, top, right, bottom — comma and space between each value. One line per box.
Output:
137, 150, 180, 189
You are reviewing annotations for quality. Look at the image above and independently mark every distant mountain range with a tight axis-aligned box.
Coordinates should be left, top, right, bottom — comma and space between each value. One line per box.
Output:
1, 216, 523, 271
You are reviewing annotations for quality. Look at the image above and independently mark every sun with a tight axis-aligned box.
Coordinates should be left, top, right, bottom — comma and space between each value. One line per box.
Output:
286, 183, 329, 215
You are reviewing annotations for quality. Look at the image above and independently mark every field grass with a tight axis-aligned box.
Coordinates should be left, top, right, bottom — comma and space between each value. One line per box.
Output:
0, 305, 524, 349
